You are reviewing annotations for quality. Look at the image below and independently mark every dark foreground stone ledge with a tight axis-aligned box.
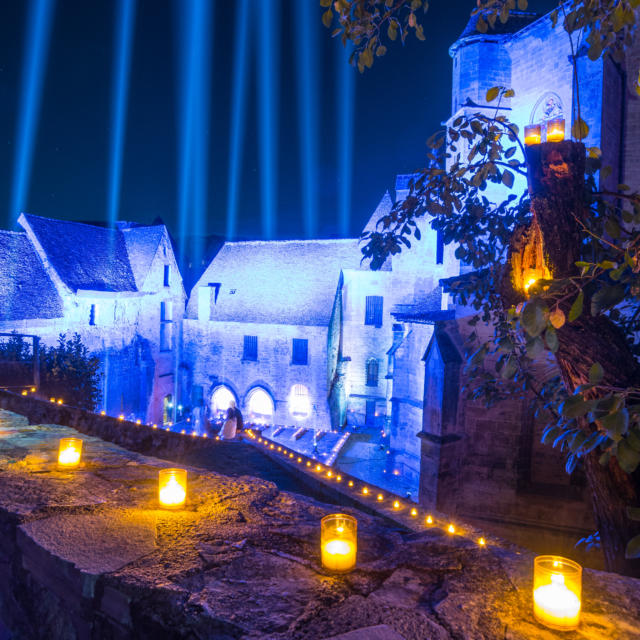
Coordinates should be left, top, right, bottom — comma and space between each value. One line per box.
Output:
0, 409, 639, 640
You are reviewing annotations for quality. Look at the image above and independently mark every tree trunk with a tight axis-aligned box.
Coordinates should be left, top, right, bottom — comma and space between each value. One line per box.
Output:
523, 141, 640, 576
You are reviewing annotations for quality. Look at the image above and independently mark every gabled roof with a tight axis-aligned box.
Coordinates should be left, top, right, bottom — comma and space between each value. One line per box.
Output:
0, 230, 63, 321
362, 191, 394, 235
423, 328, 462, 365
20, 214, 137, 293
121, 225, 166, 289
192, 239, 363, 326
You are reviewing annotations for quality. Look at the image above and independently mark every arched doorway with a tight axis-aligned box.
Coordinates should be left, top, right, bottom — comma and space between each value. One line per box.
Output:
289, 384, 311, 419
210, 385, 236, 420
246, 387, 275, 424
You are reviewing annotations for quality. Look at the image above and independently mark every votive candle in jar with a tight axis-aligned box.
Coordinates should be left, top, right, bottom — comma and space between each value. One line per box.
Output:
321, 513, 357, 573
158, 468, 187, 509
524, 123, 542, 146
533, 555, 581, 630
58, 437, 82, 467
546, 118, 565, 143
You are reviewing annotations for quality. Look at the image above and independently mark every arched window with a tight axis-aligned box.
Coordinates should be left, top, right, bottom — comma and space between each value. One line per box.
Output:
289, 384, 311, 418
366, 358, 379, 387
246, 387, 274, 423
210, 386, 236, 418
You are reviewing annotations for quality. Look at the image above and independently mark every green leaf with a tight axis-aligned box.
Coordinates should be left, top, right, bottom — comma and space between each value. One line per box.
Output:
521, 300, 547, 337
486, 86, 500, 102
476, 15, 488, 33
571, 117, 590, 140
322, 9, 333, 28
503, 88, 515, 98
626, 534, 640, 559
545, 326, 559, 352
560, 395, 592, 419
600, 410, 629, 440
569, 291, 584, 322
502, 170, 514, 188
617, 439, 640, 473
589, 362, 604, 385
517, 0, 528, 9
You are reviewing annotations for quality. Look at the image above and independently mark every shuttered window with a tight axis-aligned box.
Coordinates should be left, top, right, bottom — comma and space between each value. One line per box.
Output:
366, 358, 379, 387
243, 335, 258, 361
365, 295, 383, 327
292, 338, 308, 365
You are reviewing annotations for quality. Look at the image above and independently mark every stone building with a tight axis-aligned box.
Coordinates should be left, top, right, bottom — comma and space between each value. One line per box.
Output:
0, 214, 185, 424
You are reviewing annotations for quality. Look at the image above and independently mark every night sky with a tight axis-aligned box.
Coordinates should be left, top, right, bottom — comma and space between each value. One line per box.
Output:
0, 1, 538, 241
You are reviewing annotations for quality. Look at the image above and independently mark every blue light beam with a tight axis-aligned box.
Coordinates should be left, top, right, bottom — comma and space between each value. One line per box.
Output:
257, 0, 280, 239
175, 0, 212, 270
295, 0, 319, 239
9, 0, 56, 221
107, 0, 137, 230
337, 44, 355, 238
225, 0, 250, 241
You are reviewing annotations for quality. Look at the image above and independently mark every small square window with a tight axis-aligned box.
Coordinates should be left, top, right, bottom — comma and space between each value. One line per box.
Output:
243, 335, 258, 361
292, 338, 308, 365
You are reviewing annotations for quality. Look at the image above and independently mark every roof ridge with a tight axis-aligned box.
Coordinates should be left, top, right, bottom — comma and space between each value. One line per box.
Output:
223, 238, 360, 246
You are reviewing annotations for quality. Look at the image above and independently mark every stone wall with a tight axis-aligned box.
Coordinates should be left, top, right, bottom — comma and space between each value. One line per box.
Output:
0, 390, 207, 461
419, 320, 599, 568
2, 408, 639, 639
182, 319, 331, 427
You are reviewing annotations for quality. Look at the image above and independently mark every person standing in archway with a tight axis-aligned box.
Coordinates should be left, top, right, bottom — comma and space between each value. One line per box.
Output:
231, 399, 244, 434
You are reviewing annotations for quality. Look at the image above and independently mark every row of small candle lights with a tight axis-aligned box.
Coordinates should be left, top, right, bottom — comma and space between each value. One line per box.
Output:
524, 117, 565, 146
254, 431, 583, 631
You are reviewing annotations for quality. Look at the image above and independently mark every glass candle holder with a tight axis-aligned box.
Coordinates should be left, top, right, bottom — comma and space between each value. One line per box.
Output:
321, 513, 357, 573
533, 555, 582, 630
546, 118, 565, 143
524, 123, 542, 146
58, 437, 83, 467
158, 468, 187, 508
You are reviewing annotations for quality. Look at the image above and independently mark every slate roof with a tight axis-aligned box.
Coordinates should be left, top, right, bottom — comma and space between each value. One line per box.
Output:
20, 214, 137, 293
391, 286, 448, 324
195, 239, 363, 326
0, 231, 63, 321
121, 225, 165, 289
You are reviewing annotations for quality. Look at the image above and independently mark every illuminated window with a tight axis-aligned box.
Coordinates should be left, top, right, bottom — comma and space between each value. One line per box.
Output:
289, 384, 311, 418
247, 387, 274, 422
211, 386, 235, 416
366, 358, 379, 387
243, 335, 258, 361
365, 296, 383, 327
292, 338, 308, 365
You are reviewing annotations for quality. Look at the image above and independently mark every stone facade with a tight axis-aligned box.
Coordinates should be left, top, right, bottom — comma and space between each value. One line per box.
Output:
0, 214, 185, 425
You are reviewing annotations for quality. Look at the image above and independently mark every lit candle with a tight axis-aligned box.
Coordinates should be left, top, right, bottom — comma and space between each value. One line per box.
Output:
393, 500, 400, 509
21, 390, 27, 396
533, 556, 581, 630
377, 493, 384, 502
321, 514, 357, 573
362, 487, 369, 495
58, 437, 82, 467
478, 537, 486, 546
57, 399, 63, 405
524, 123, 542, 146
546, 118, 565, 143
426, 515, 433, 525
158, 468, 187, 508
448, 524, 455, 534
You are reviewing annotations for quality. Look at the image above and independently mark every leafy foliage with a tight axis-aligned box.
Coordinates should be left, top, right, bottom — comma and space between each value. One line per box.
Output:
0, 333, 102, 411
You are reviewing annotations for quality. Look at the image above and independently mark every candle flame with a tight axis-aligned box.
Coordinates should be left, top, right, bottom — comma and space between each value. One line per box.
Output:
58, 446, 80, 466
159, 476, 186, 507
